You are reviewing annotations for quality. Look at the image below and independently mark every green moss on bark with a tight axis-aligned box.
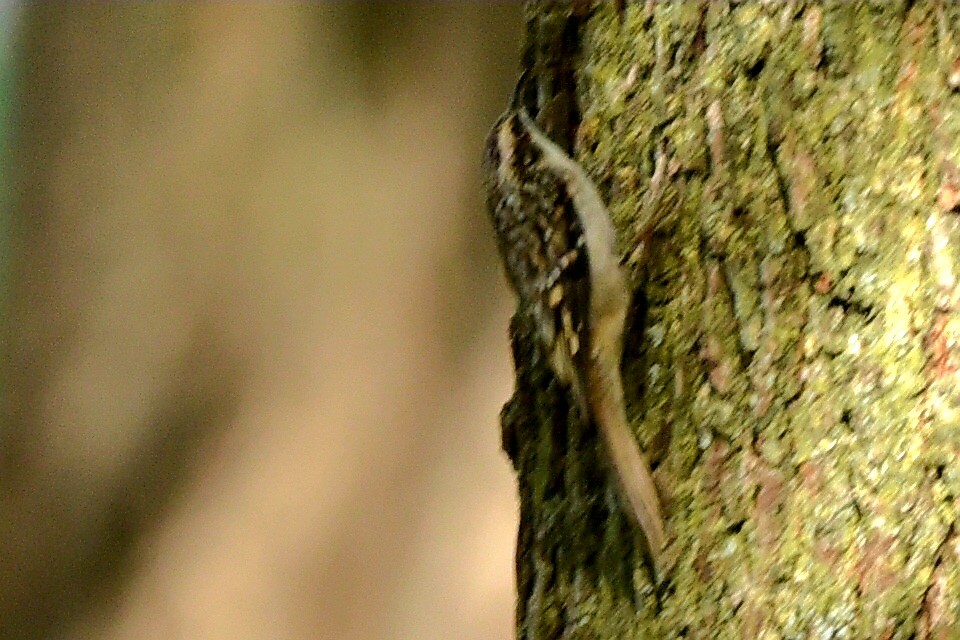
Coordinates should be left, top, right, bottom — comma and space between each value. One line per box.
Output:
509, 1, 960, 637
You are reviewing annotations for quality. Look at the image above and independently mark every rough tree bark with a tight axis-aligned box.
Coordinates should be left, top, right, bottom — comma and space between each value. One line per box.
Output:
502, 2, 960, 637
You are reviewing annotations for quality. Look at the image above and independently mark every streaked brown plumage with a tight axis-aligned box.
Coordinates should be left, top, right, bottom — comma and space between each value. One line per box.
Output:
483, 105, 665, 575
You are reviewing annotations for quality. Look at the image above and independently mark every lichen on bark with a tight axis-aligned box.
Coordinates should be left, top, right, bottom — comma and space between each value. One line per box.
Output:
505, 2, 960, 637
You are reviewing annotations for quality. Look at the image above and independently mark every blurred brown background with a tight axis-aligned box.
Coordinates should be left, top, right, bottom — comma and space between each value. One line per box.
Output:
1, 5, 521, 639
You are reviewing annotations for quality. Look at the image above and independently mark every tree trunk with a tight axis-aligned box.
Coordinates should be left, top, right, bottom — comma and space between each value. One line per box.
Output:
504, 2, 960, 637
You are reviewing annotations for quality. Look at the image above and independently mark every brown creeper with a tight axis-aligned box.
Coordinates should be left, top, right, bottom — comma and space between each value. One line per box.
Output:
483, 103, 666, 572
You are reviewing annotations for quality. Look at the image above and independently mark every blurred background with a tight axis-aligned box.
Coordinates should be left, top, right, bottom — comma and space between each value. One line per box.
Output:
1, 5, 521, 639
